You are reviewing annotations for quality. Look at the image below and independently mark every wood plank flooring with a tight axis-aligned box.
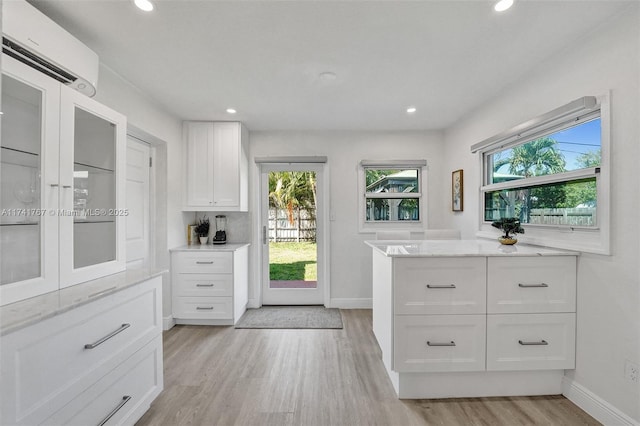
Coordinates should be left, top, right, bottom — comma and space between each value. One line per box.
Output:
136, 309, 599, 426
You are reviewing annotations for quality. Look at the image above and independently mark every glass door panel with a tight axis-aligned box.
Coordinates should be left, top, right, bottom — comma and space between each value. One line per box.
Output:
1, 75, 43, 285
72, 107, 117, 269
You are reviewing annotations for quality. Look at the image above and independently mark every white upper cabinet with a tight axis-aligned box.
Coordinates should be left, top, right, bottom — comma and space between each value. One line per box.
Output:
1, 55, 127, 304
183, 121, 248, 211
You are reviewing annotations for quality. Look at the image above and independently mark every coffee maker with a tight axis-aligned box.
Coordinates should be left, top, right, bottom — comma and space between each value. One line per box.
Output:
212, 215, 227, 244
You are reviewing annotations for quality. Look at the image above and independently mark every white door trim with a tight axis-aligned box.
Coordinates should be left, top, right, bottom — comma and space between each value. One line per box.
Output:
255, 162, 330, 307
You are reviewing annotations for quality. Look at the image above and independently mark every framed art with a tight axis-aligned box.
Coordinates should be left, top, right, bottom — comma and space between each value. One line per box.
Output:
452, 169, 463, 211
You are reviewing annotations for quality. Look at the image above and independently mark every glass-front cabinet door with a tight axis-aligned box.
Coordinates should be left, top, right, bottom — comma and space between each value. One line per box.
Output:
59, 86, 126, 287
0, 56, 60, 305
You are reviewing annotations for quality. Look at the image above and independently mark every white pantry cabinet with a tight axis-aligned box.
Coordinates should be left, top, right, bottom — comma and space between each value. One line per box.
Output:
183, 121, 249, 211
1, 54, 127, 306
0, 276, 163, 426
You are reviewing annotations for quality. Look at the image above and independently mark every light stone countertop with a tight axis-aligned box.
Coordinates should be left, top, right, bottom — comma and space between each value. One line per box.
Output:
171, 243, 250, 252
365, 239, 579, 257
0, 268, 165, 336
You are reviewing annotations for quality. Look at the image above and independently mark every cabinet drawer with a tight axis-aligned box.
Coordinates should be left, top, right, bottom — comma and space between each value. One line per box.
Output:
393, 315, 486, 372
487, 313, 576, 371
0, 278, 161, 425
173, 251, 232, 273
45, 336, 163, 426
174, 273, 233, 297
174, 296, 233, 319
394, 257, 486, 315
487, 257, 576, 314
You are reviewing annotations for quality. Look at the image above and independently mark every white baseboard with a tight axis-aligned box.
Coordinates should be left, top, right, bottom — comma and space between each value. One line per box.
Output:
329, 298, 372, 309
163, 315, 176, 331
562, 377, 639, 426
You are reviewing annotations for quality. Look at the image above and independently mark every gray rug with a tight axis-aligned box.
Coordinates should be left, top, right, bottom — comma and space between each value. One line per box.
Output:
235, 306, 343, 329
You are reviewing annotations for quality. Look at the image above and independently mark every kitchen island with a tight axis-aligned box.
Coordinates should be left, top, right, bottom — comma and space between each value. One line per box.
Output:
366, 240, 578, 399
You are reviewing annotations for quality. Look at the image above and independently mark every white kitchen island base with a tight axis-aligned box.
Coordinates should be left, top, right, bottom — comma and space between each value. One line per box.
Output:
369, 240, 578, 399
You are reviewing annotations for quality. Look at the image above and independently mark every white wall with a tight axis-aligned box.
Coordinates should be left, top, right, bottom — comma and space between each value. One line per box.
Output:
93, 64, 186, 318
249, 130, 444, 307
442, 6, 640, 422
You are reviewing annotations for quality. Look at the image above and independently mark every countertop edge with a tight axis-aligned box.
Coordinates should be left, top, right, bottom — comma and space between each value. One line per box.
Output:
365, 240, 580, 257
0, 268, 167, 336
170, 243, 251, 252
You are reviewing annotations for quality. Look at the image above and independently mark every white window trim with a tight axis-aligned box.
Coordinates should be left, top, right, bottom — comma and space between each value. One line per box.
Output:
358, 160, 428, 233
474, 93, 610, 255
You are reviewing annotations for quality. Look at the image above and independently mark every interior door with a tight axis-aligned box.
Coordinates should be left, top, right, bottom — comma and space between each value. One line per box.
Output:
125, 137, 150, 268
260, 163, 325, 305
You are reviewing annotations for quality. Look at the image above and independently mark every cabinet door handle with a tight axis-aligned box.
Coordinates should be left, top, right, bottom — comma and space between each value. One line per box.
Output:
426, 284, 456, 289
427, 341, 456, 347
518, 283, 549, 288
84, 324, 131, 349
62, 185, 72, 189
196, 284, 214, 287
97, 395, 131, 426
50, 183, 60, 187
518, 340, 548, 346
196, 261, 214, 264
196, 306, 214, 310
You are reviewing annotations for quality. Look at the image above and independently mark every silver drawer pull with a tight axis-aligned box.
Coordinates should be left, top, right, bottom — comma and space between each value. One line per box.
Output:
427, 341, 456, 347
196, 284, 214, 287
518, 283, 549, 288
84, 324, 130, 349
97, 395, 131, 426
196, 306, 214, 310
519, 340, 548, 346
426, 284, 456, 289
196, 261, 214, 264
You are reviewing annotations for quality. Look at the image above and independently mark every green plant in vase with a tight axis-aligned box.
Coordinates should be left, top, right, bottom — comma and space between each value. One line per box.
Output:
195, 217, 210, 244
491, 217, 524, 245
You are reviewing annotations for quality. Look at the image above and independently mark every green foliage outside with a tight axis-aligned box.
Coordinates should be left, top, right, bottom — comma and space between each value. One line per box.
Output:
492, 136, 601, 221
269, 242, 317, 281
269, 171, 316, 225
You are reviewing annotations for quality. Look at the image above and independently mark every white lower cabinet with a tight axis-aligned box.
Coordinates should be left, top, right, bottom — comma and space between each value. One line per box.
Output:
171, 244, 249, 325
0, 277, 163, 426
45, 336, 162, 426
487, 313, 576, 371
394, 314, 486, 372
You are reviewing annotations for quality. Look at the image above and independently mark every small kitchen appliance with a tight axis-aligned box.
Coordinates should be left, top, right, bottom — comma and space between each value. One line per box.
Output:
212, 215, 227, 244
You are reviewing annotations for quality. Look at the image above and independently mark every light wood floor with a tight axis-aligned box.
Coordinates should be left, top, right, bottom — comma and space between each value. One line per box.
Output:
136, 310, 599, 426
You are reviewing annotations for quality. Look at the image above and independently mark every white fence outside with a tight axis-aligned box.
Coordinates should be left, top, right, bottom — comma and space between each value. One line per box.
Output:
269, 208, 316, 242
529, 208, 595, 227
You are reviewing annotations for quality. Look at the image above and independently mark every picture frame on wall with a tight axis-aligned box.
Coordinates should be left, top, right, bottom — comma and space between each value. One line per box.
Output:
452, 169, 463, 211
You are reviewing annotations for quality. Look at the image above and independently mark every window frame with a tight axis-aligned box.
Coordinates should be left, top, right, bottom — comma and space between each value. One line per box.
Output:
358, 160, 428, 233
474, 94, 610, 255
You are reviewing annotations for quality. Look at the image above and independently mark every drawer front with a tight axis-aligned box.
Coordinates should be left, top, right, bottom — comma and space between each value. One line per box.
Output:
394, 257, 486, 315
174, 273, 233, 297
393, 314, 486, 372
173, 251, 232, 273
487, 257, 576, 314
45, 335, 163, 426
0, 278, 161, 426
174, 296, 233, 319
486, 313, 576, 371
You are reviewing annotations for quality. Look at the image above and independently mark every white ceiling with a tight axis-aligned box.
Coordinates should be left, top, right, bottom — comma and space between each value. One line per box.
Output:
30, 0, 632, 131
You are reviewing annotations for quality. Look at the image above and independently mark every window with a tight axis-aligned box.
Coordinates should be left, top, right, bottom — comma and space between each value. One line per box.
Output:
472, 95, 610, 254
358, 160, 427, 231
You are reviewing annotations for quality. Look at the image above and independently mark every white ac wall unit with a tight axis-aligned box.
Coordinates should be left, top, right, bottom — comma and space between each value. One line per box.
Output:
2, 0, 99, 97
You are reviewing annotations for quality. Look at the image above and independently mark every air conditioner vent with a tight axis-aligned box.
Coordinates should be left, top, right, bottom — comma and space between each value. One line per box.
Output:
2, 37, 78, 85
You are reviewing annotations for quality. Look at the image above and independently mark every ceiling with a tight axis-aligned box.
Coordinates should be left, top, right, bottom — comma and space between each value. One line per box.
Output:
30, 0, 632, 131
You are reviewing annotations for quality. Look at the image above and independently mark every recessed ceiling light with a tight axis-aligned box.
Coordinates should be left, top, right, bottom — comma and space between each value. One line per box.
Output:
134, 0, 154, 12
494, 0, 513, 12
319, 71, 337, 82
406, 107, 417, 114
226, 108, 237, 114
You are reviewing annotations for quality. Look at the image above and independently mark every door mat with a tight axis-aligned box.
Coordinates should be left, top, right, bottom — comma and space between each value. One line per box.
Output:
235, 306, 343, 329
